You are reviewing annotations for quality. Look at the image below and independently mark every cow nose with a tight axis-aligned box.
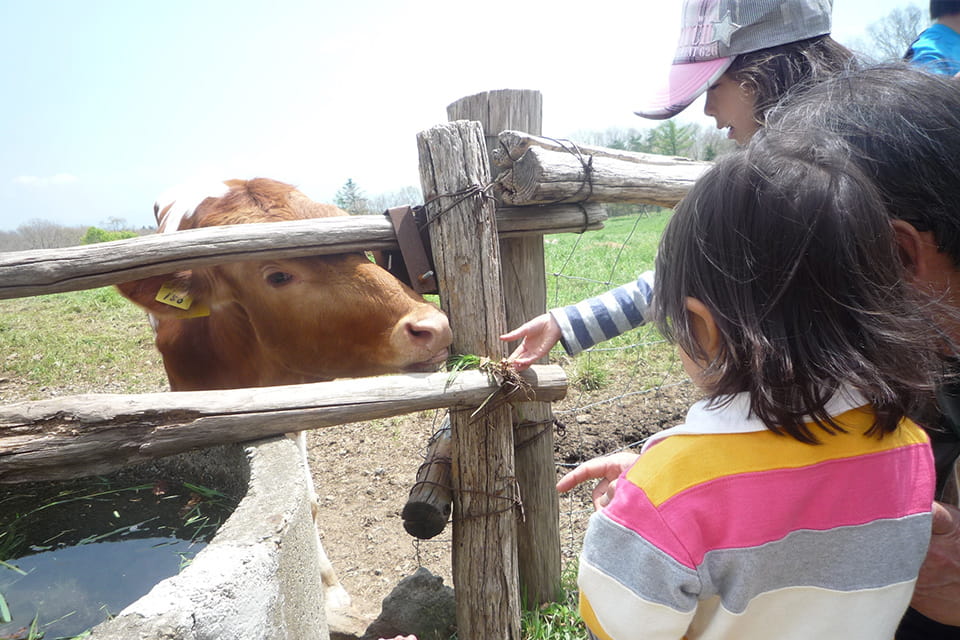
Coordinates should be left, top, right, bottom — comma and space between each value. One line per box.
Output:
403, 312, 453, 354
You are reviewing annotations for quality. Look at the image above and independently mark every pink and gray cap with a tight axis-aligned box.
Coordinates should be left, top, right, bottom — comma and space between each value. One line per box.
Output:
636, 0, 834, 120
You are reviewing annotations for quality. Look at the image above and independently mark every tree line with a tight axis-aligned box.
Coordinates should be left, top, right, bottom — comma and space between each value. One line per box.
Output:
0, 218, 150, 253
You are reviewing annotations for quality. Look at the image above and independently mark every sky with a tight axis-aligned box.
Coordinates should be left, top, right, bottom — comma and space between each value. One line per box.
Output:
0, 0, 924, 232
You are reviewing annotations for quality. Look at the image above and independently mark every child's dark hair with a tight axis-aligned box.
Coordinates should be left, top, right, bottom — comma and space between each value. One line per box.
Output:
727, 35, 856, 128
931, 0, 960, 19
653, 136, 941, 443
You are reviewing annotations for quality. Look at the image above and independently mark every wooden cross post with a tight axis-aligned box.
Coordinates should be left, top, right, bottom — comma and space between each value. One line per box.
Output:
447, 89, 561, 606
417, 120, 521, 639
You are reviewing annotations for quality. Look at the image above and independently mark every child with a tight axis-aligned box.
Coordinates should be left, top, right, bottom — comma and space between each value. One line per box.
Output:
577, 136, 943, 639
501, 0, 855, 367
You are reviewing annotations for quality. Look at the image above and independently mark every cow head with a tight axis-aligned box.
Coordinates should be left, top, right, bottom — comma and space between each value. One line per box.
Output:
117, 178, 452, 391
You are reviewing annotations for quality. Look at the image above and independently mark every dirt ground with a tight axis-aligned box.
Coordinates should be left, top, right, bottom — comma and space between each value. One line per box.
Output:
306, 377, 700, 625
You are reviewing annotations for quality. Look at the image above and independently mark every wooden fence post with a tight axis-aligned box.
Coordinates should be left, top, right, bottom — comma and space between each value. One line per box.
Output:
447, 90, 561, 605
417, 121, 520, 639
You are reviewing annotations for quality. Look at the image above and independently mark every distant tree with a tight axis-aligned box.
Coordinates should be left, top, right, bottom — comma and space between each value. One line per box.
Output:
0, 230, 24, 252
334, 179, 372, 215
690, 125, 735, 161
81, 226, 139, 244
574, 127, 650, 152
647, 120, 697, 157
100, 216, 129, 232
367, 186, 423, 213
16, 219, 85, 250
571, 122, 727, 161
852, 5, 927, 61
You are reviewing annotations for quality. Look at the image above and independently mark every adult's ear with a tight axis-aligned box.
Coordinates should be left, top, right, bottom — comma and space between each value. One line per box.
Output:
892, 219, 927, 279
115, 271, 210, 319
684, 297, 721, 361
893, 216, 958, 279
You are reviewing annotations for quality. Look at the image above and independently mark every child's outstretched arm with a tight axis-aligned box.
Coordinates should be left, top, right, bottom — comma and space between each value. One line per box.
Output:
500, 272, 655, 370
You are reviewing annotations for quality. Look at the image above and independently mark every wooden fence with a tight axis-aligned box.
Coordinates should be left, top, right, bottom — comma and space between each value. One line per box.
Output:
0, 88, 706, 640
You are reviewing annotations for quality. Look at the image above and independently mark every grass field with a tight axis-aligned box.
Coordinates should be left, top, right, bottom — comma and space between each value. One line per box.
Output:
0, 287, 167, 401
543, 210, 676, 392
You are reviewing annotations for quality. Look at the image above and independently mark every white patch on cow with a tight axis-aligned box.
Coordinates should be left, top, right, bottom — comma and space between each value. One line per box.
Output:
147, 311, 160, 335
154, 180, 231, 234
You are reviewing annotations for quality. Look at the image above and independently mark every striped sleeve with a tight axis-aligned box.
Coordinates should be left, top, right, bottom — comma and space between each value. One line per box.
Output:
550, 271, 654, 356
579, 493, 699, 640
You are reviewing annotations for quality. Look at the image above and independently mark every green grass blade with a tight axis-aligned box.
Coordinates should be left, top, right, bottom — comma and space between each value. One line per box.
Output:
0, 559, 27, 575
0, 589, 11, 623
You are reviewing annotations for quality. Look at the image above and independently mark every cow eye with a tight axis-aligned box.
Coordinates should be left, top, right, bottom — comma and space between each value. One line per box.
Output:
265, 271, 295, 287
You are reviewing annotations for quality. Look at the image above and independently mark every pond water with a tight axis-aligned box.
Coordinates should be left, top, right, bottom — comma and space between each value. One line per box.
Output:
0, 476, 238, 640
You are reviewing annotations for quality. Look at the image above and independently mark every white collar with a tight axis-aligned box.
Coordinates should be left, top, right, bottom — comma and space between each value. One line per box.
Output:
641, 384, 869, 452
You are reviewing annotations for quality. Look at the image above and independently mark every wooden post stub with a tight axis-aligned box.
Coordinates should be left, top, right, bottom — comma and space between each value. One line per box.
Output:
402, 421, 452, 539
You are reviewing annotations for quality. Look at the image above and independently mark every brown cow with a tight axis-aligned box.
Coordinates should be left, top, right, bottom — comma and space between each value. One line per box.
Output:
117, 177, 452, 614
118, 178, 452, 390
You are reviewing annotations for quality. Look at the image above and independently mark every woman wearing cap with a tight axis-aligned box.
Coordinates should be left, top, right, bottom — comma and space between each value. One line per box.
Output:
636, 0, 854, 144
501, 0, 854, 367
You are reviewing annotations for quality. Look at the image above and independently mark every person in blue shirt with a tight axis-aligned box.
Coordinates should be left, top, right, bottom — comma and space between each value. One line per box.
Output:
905, 0, 960, 75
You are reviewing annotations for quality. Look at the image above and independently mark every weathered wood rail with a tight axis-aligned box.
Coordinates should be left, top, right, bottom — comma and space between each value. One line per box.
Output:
0, 366, 566, 483
0, 204, 605, 300
493, 130, 711, 208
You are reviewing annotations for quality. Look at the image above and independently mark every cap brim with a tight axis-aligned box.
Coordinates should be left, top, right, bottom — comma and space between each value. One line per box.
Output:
635, 57, 734, 120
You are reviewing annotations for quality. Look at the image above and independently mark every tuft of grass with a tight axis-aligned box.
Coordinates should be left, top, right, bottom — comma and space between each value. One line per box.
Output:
570, 359, 607, 392
521, 562, 584, 640
0, 590, 10, 624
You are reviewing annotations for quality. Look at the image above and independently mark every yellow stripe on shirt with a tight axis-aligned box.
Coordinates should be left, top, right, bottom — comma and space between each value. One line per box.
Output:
628, 408, 928, 508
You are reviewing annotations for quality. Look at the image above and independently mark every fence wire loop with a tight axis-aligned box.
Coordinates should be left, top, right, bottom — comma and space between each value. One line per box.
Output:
539, 136, 596, 208
513, 418, 555, 451
455, 476, 524, 523
416, 182, 498, 230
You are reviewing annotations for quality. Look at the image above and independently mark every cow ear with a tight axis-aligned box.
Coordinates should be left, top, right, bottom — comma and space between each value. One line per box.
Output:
116, 272, 211, 319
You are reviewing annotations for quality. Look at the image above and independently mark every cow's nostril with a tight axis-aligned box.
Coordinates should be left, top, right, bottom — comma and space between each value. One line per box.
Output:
406, 321, 437, 345
403, 314, 453, 351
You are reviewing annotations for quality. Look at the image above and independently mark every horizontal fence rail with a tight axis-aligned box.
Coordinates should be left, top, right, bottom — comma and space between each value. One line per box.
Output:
0, 204, 606, 300
493, 130, 709, 208
0, 365, 567, 483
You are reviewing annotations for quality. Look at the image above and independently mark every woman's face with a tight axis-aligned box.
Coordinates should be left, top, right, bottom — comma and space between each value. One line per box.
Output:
704, 73, 760, 145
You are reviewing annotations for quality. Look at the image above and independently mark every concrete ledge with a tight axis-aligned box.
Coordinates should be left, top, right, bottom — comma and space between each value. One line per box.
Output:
89, 436, 327, 640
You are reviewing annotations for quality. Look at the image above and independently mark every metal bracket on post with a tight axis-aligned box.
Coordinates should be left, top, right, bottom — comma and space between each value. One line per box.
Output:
375, 205, 438, 294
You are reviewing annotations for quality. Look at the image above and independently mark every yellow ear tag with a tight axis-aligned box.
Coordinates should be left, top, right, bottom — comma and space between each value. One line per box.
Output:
155, 281, 210, 318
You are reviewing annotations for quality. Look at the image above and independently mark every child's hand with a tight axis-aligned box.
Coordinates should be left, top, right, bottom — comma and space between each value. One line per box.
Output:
500, 313, 561, 371
556, 451, 640, 510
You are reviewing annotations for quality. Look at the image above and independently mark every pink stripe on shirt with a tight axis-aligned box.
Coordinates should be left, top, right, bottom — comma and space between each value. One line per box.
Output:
604, 443, 933, 568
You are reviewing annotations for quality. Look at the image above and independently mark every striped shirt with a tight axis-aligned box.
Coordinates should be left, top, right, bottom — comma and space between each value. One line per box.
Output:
550, 271, 654, 355
579, 390, 935, 640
